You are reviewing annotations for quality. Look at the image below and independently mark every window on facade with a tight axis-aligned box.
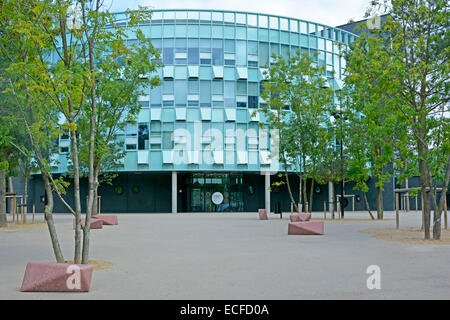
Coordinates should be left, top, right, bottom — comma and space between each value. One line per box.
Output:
138, 124, 149, 150
281, 45, 289, 60
162, 131, 174, 150
125, 123, 137, 150
150, 121, 161, 135
224, 12, 234, 24
290, 20, 298, 33
236, 40, 246, 66
236, 13, 246, 25
175, 38, 187, 50
269, 17, 278, 29
248, 41, 258, 55
237, 81, 247, 95
224, 39, 235, 52
248, 14, 257, 27
188, 80, 199, 93
200, 81, 211, 105
163, 80, 174, 93
248, 83, 258, 108
224, 81, 235, 108
259, 42, 269, 67
212, 80, 223, 94
200, 38, 211, 51
212, 48, 223, 65
259, 15, 268, 28
60, 129, 69, 140
188, 48, 199, 64
175, 80, 187, 106
270, 43, 279, 57
163, 48, 174, 64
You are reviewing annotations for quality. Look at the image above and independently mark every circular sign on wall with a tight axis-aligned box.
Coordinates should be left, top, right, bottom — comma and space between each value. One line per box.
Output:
212, 192, 224, 205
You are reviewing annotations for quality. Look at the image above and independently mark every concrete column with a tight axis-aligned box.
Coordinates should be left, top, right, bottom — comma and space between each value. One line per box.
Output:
172, 171, 177, 214
265, 172, 270, 214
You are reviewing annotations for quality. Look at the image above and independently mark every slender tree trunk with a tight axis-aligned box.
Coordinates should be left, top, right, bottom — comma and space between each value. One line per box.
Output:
284, 170, 298, 212
42, 174, 64, 263
418, 130, 432, 240
23, 175, 28, 224
363, 192, 375, 220
298, 174, 302, 210
432, 156, 450, 240
92, 187, 98, 216
71, 127, 82, 264
376, 186, 383, 219
303, 178, 308, 212
0, 157, 7, 227
309, 179, 314, 213
82, 27, 100, 263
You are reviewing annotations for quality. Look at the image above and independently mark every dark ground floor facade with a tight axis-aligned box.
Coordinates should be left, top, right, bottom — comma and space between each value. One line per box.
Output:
8, 171, 449, 214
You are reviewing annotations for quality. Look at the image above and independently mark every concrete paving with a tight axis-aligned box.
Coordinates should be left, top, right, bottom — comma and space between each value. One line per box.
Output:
0, 210, 449, 299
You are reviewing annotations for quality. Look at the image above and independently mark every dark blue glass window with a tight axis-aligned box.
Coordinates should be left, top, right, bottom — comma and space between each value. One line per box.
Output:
188, 48, 199, 64
248, 96, 258, 108
163, 48, 174, 64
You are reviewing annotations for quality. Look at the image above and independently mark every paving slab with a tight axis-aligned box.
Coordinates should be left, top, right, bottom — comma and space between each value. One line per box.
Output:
1, 210, 449, 299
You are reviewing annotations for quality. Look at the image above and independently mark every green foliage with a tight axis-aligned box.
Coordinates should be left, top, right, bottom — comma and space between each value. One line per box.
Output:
258, 50, 334, 206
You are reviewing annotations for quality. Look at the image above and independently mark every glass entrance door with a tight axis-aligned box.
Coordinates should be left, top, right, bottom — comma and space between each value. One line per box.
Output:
189, 173, 244, 212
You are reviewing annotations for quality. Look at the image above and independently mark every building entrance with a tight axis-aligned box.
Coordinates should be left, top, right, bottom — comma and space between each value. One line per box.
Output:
188, 173, 244, 212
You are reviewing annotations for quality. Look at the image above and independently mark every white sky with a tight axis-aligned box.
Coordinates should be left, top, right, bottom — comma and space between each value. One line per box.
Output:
105, 0, 372, 27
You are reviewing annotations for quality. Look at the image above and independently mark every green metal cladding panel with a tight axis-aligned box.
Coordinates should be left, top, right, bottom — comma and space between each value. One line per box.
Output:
54, 9, 357, 174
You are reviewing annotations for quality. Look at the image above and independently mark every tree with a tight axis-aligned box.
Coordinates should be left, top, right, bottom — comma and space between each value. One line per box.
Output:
258, 51, 334, 212
0, 0, 161, 262
356, 0, 449, 239
343, 31, 406, 219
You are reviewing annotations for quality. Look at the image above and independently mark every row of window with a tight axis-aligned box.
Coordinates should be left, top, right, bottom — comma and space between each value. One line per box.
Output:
123, 121, 269, 151
146, 80, 262, 108
115, 11, 354, 44
146, 38, 338, 54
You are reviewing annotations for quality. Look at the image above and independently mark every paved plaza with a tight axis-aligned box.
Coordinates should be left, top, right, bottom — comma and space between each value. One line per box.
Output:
1, 210, 449, 299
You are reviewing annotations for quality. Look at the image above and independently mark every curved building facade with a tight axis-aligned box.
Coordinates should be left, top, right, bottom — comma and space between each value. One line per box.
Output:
43, 9, 357, 213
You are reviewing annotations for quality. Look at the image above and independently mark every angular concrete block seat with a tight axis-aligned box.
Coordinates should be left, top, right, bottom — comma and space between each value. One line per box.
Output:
289, 213, 311, 222
92, 214, 118, 225
73, 218, 103, 229
258, 209, 268, 220
21, 262, 93, 292
288, 221, 324, 235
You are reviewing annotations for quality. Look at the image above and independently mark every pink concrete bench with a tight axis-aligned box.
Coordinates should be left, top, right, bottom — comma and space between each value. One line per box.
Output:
73, 218, 103, 229
258, 209, 268, 220
21, 262, 93, 292
289, 213, 311, 222
288, 221, 324, 235
92, 214, 118, 225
